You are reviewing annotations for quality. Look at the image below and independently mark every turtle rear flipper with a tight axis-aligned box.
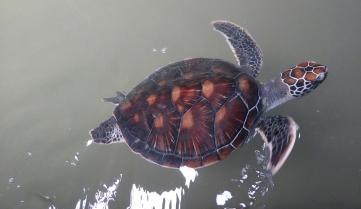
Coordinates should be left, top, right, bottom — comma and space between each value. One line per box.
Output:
103, 91, 125, 104
89, 116, 124, 144
256, 116, 299, 175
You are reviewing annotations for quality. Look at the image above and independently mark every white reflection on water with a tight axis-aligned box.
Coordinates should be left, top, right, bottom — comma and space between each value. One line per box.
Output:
128, 167, 197, 209
228, 148, 274, 208
216, 190, 232, 206
128, 184, 183, 209
46, 143, 271, 209
9, 140, 272, 209
70, 167, 198, 209
89, 176, 121, 209
179, 166, 198, 188
8, 177, 15, 184
86, 140, 93, 147
152, 47, 168, 54
54, 147, 272, 209
75, 174, 122, 209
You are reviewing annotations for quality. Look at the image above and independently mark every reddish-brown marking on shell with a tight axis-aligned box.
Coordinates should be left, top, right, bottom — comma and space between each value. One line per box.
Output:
176, 104, 184, 113
156, 89, 172, 109
181, 110, 194, 129
202, 80, 214, 98
239, 76, 250, 92
121, 101, 132, 111
117, 81, 159, 122
172, 80, 201, 113
202, 77, 234, 110
171, 86, 181, 103
176, 99, 214, 157
122, 111, 151, 142
215, 96, 248, 147
148, 109, 180, 153
146, 94, 157, 106
215, 106, 226, 123
238, 74, 259, 108
154, 114, 164, 128
115, 100, 134, 121
114, 58, 262, 169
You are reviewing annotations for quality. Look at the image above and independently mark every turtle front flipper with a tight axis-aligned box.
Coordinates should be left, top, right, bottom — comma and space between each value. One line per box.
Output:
212, 20, 263, 77
89, 116, 124, 144
256, 116, 299, 175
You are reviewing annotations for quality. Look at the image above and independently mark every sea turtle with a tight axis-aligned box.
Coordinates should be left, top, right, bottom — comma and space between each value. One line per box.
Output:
89, 21, 328, 175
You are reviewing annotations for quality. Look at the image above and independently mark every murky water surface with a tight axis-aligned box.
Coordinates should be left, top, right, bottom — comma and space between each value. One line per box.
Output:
1, 0, 361, 208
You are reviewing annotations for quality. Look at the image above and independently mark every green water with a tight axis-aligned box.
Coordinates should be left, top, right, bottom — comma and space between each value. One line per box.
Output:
1, 0, 360, 208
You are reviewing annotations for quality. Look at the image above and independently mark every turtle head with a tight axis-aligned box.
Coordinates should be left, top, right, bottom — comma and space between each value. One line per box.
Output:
281, 61, 328, 97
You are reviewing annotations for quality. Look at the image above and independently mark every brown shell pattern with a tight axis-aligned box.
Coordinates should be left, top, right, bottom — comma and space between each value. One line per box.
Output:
114, 58, 262, 168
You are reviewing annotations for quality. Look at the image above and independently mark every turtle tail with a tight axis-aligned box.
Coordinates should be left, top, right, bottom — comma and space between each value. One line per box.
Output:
103, 91, 125, 105
89, 116, 124, 144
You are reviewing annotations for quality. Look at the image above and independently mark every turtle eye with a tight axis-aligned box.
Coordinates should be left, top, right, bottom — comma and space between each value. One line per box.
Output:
316, 72, 327, 82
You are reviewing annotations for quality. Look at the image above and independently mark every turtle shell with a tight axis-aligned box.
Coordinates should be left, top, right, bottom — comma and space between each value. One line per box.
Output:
114, 58, 263, 168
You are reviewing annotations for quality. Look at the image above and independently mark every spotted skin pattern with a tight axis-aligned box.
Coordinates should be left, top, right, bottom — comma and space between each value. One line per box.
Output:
91, 116, 123, 144
113, 58, 263, 168
281, 61, 327, 97
212, 21, 263, 77
256, 116, 298, 175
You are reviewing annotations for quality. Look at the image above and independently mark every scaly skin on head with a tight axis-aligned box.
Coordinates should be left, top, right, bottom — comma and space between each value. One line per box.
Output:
281, 61, 328, 97
262, 61, 328, 111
